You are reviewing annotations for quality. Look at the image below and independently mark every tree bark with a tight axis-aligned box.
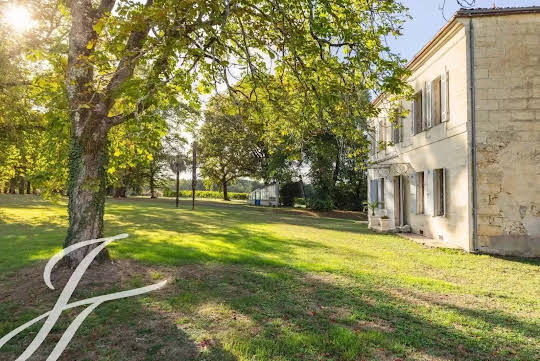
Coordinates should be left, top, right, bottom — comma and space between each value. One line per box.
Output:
26, 180, 31, 194
9, 178, 16, 194
63, 130, 110, 267
175, 169, 180, 208
192, 141, 197, 210
18, 178, 25, 195
222, 179, 229, 201
332, 139, 341, 188
150, 163, 157, 198
299, 175, 306, 203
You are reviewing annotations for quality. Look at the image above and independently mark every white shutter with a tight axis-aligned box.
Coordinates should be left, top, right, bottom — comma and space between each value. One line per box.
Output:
426, 81, 432, 128
399, 175, 405, 225
442, 168, 447, 216
409, 173, 417, 214
441, 71, 447, 122
399, 115, 403, 142
411, 100, 416, 134
425, 170, 433, 216
375, 122, 379, 149
370, 179, 378, 204
378, 178, 385, 208
446, 71, 450, 121
421, 85, 426, 131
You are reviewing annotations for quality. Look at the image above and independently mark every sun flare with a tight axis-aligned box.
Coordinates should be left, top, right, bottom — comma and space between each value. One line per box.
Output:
3, 5, 33, 33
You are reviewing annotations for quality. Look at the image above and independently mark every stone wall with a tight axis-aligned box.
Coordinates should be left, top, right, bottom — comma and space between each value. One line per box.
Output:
471, 13, 540, 257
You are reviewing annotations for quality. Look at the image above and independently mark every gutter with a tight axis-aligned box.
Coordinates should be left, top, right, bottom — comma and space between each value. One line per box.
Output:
468, 18, 478, 252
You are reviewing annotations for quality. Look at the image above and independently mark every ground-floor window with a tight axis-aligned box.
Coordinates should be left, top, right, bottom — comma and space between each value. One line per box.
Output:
434, 168, 446, 216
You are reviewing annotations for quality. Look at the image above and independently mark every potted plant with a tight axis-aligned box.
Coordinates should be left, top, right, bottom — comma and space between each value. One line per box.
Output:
363, 201, 379, 229
363, 201, 378, 216
379, 215, 392, 231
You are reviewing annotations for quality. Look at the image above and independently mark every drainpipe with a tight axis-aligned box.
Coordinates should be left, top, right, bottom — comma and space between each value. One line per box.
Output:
468, 18, 478, 252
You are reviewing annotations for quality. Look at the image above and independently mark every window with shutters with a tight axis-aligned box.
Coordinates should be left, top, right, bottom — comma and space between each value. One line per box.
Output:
416, 172, 424, 214
432, 76, 442, 126
413, 91, 423, 135
434, 168, 446, 216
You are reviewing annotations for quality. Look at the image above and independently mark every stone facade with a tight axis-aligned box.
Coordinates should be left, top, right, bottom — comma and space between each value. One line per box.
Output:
368, 8, 540, 257
471, 13, 540, 256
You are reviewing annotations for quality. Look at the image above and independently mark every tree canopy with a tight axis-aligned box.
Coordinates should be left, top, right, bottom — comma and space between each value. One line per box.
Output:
0, 0, 411, 264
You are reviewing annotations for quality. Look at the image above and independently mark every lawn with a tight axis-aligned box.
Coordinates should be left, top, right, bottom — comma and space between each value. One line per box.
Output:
0, 194, 538, 361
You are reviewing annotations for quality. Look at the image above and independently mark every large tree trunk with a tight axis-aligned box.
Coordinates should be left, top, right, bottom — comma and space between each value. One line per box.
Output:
62, 0, 110, 267
62, 0, 151, 267
18, 178, 25, 195
222, 179, 229, 201
332, 140, 341, 188
63, 130, 110, 267
299, 175, 306, 203
150, 166, 156, 198
9, 178, 16, 194
175, 169, 180, 208
192, 141, 197, 210
26, 180, 31, 194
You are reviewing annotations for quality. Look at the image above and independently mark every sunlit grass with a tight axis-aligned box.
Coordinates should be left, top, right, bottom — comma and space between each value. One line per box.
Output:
0, 194, 539, 360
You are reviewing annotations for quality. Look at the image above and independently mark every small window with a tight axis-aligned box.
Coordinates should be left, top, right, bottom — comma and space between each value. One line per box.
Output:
416, 172, 424, 214
434, 168, 446, 216
413, 92, 423, 134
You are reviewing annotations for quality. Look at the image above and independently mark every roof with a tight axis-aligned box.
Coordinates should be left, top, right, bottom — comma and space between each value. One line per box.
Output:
456, 6, 540, 17
372, 6, 540, 106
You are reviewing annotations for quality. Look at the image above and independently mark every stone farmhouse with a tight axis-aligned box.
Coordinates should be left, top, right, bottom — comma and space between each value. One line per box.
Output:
367, 7, 539, 257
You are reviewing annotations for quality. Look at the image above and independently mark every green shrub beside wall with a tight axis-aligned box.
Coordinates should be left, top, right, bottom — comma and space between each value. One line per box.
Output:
162, 189, 248, 200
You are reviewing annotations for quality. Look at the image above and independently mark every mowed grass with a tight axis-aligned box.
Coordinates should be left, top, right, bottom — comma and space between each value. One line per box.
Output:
0, 194, 539, 361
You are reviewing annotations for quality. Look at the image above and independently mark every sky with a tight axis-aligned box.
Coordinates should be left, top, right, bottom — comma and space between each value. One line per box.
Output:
388, 0, 540, 61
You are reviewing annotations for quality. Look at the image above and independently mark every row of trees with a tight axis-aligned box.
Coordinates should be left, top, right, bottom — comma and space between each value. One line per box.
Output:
197, 73, 372, 210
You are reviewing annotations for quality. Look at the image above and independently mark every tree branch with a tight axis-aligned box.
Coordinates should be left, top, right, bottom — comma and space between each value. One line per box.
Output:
104, 0, 154, 100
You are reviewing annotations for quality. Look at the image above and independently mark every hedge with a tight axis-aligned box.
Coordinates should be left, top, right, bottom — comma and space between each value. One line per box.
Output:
162, 189, 248, 200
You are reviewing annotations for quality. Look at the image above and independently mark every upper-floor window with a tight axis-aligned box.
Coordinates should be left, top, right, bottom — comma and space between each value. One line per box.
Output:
413, 69, 450, 135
